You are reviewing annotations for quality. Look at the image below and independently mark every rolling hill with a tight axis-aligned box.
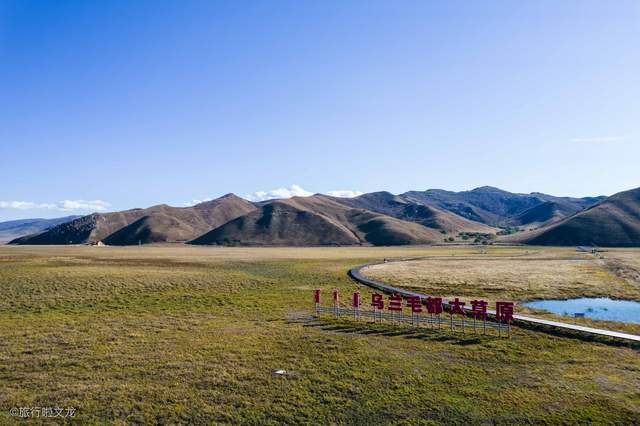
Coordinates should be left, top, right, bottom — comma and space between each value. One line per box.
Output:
10, 194, 256, 245
515, 187, 640, 247
190, 195, 444, 246
0, 216, 81, 244
401, 186, 602, 226
329, 191, 497, 234
103, 194, 257, 245
511, 201, 579, 228
8, 186, 627, 247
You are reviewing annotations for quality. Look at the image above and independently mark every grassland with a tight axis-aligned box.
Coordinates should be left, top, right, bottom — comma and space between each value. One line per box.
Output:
0, 245, 639, 424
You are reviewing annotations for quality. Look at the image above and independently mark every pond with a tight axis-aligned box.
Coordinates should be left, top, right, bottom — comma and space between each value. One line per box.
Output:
523, 297, 640, 324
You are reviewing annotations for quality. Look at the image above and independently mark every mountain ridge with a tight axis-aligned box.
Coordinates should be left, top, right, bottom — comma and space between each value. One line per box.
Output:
0, 216, 81, 244
9, 186, 630, 247
9, 194, 256, 245
190, 195, 444, 246
512, 187, 640, 247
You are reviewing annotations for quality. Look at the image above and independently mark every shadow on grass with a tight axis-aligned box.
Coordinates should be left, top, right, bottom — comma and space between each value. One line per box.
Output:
296, 317, 640, 350
512, 321, 640, 350
301, 318, 490, 344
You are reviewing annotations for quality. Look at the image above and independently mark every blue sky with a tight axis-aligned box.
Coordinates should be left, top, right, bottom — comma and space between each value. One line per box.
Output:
1, 0, 638, 220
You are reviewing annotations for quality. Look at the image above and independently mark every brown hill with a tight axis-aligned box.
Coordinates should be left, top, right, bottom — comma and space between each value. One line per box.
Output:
0, 216, 80, 244
510, 201, 573, 228
515, 187, 640, 247
9, 210, 151, 244
9, 187, 616, 247
401, 186, 602, 226
330, 191, 496, 234
103, 213, 204, 245
10, 194, 256, 245
190, 195, 443, 246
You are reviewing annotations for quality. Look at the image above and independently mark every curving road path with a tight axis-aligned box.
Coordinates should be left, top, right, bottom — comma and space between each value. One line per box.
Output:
349, 259, 640, 344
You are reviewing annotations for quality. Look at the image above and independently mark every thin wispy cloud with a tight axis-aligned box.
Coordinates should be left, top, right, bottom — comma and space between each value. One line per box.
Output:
0, 200, 110, 212
245, 185, 362, 202
568, 136, 626, 143
182, 198, 212, 207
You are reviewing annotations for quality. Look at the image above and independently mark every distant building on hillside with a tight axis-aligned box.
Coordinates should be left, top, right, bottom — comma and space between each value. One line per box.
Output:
576, 246, 598, 253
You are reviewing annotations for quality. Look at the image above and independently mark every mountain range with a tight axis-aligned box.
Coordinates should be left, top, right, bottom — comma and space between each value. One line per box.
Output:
6, 186, 640, 247
0, 216, 81, 244
512, 187, 640, 247
8, 194, 255, 245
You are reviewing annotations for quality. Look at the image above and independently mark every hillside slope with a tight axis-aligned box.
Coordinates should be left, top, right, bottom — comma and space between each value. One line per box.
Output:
511, 201, 577, 228
9, 211, 149, 245
402, 186, 601, 226
517, 187, 640, 247
10, 194, 256, 245
330, 191, 496, 234
8, 187, 615, 247
0, 216, 80, 244
103, 194, 257, 245
191, 195, 443, 246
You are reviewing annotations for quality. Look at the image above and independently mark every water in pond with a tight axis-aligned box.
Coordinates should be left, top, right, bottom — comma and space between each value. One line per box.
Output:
524, 297, 640, 324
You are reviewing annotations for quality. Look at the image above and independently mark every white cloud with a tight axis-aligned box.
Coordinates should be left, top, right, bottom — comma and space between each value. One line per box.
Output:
569, 136, 626, 143
0, 199, 110, 212
325, 190, 364, 198
182, 198, 212, 207
245, 185, 362, 202
245, 185, 313, 202
0, 201, 55, 210
57, 200, 110, 211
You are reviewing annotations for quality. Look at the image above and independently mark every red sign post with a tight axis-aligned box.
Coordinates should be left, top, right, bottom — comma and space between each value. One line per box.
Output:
406, 296, 422, 326
424, 297, 443, 328
371, 293, 384, 321
352, 291, 360, 319
388, 294, 403, 311
471, 299, 488, 333
313, 290, 515, 338
448, 298, 466, 332
496, 301, 515, 336
314, 289, 321, 316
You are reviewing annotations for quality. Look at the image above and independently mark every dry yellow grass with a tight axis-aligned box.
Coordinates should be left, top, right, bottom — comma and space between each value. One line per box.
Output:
601, 249, 640, 284
0, 245, 639, 423
362, 248, 640, 334
363, 250, 640, 300
0, 244, 531, 263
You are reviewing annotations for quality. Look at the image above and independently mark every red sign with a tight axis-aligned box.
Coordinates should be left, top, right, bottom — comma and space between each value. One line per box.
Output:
352, 292, 361, 308
471, 299, 488, 319
496, 301, 514, 321
406, 296, 422, 313
388, 294, 403, 311
371, 293, 384, 310
313, 290, 515, 337
448, 297, 466, 315
424, 297, 443, 315
314, 290, 514, 322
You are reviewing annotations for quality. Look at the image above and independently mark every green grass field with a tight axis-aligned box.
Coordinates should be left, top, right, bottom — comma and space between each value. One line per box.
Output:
0, 245, 638, 424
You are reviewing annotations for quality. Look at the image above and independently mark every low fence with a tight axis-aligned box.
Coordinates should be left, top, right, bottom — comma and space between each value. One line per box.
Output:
315, 304, 510, 336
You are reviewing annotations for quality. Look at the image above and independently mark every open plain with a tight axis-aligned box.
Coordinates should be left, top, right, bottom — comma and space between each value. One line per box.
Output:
0, 245, 639, 424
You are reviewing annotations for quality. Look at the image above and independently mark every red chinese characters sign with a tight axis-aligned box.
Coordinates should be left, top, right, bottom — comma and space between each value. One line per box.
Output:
314, 289, 515, 337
